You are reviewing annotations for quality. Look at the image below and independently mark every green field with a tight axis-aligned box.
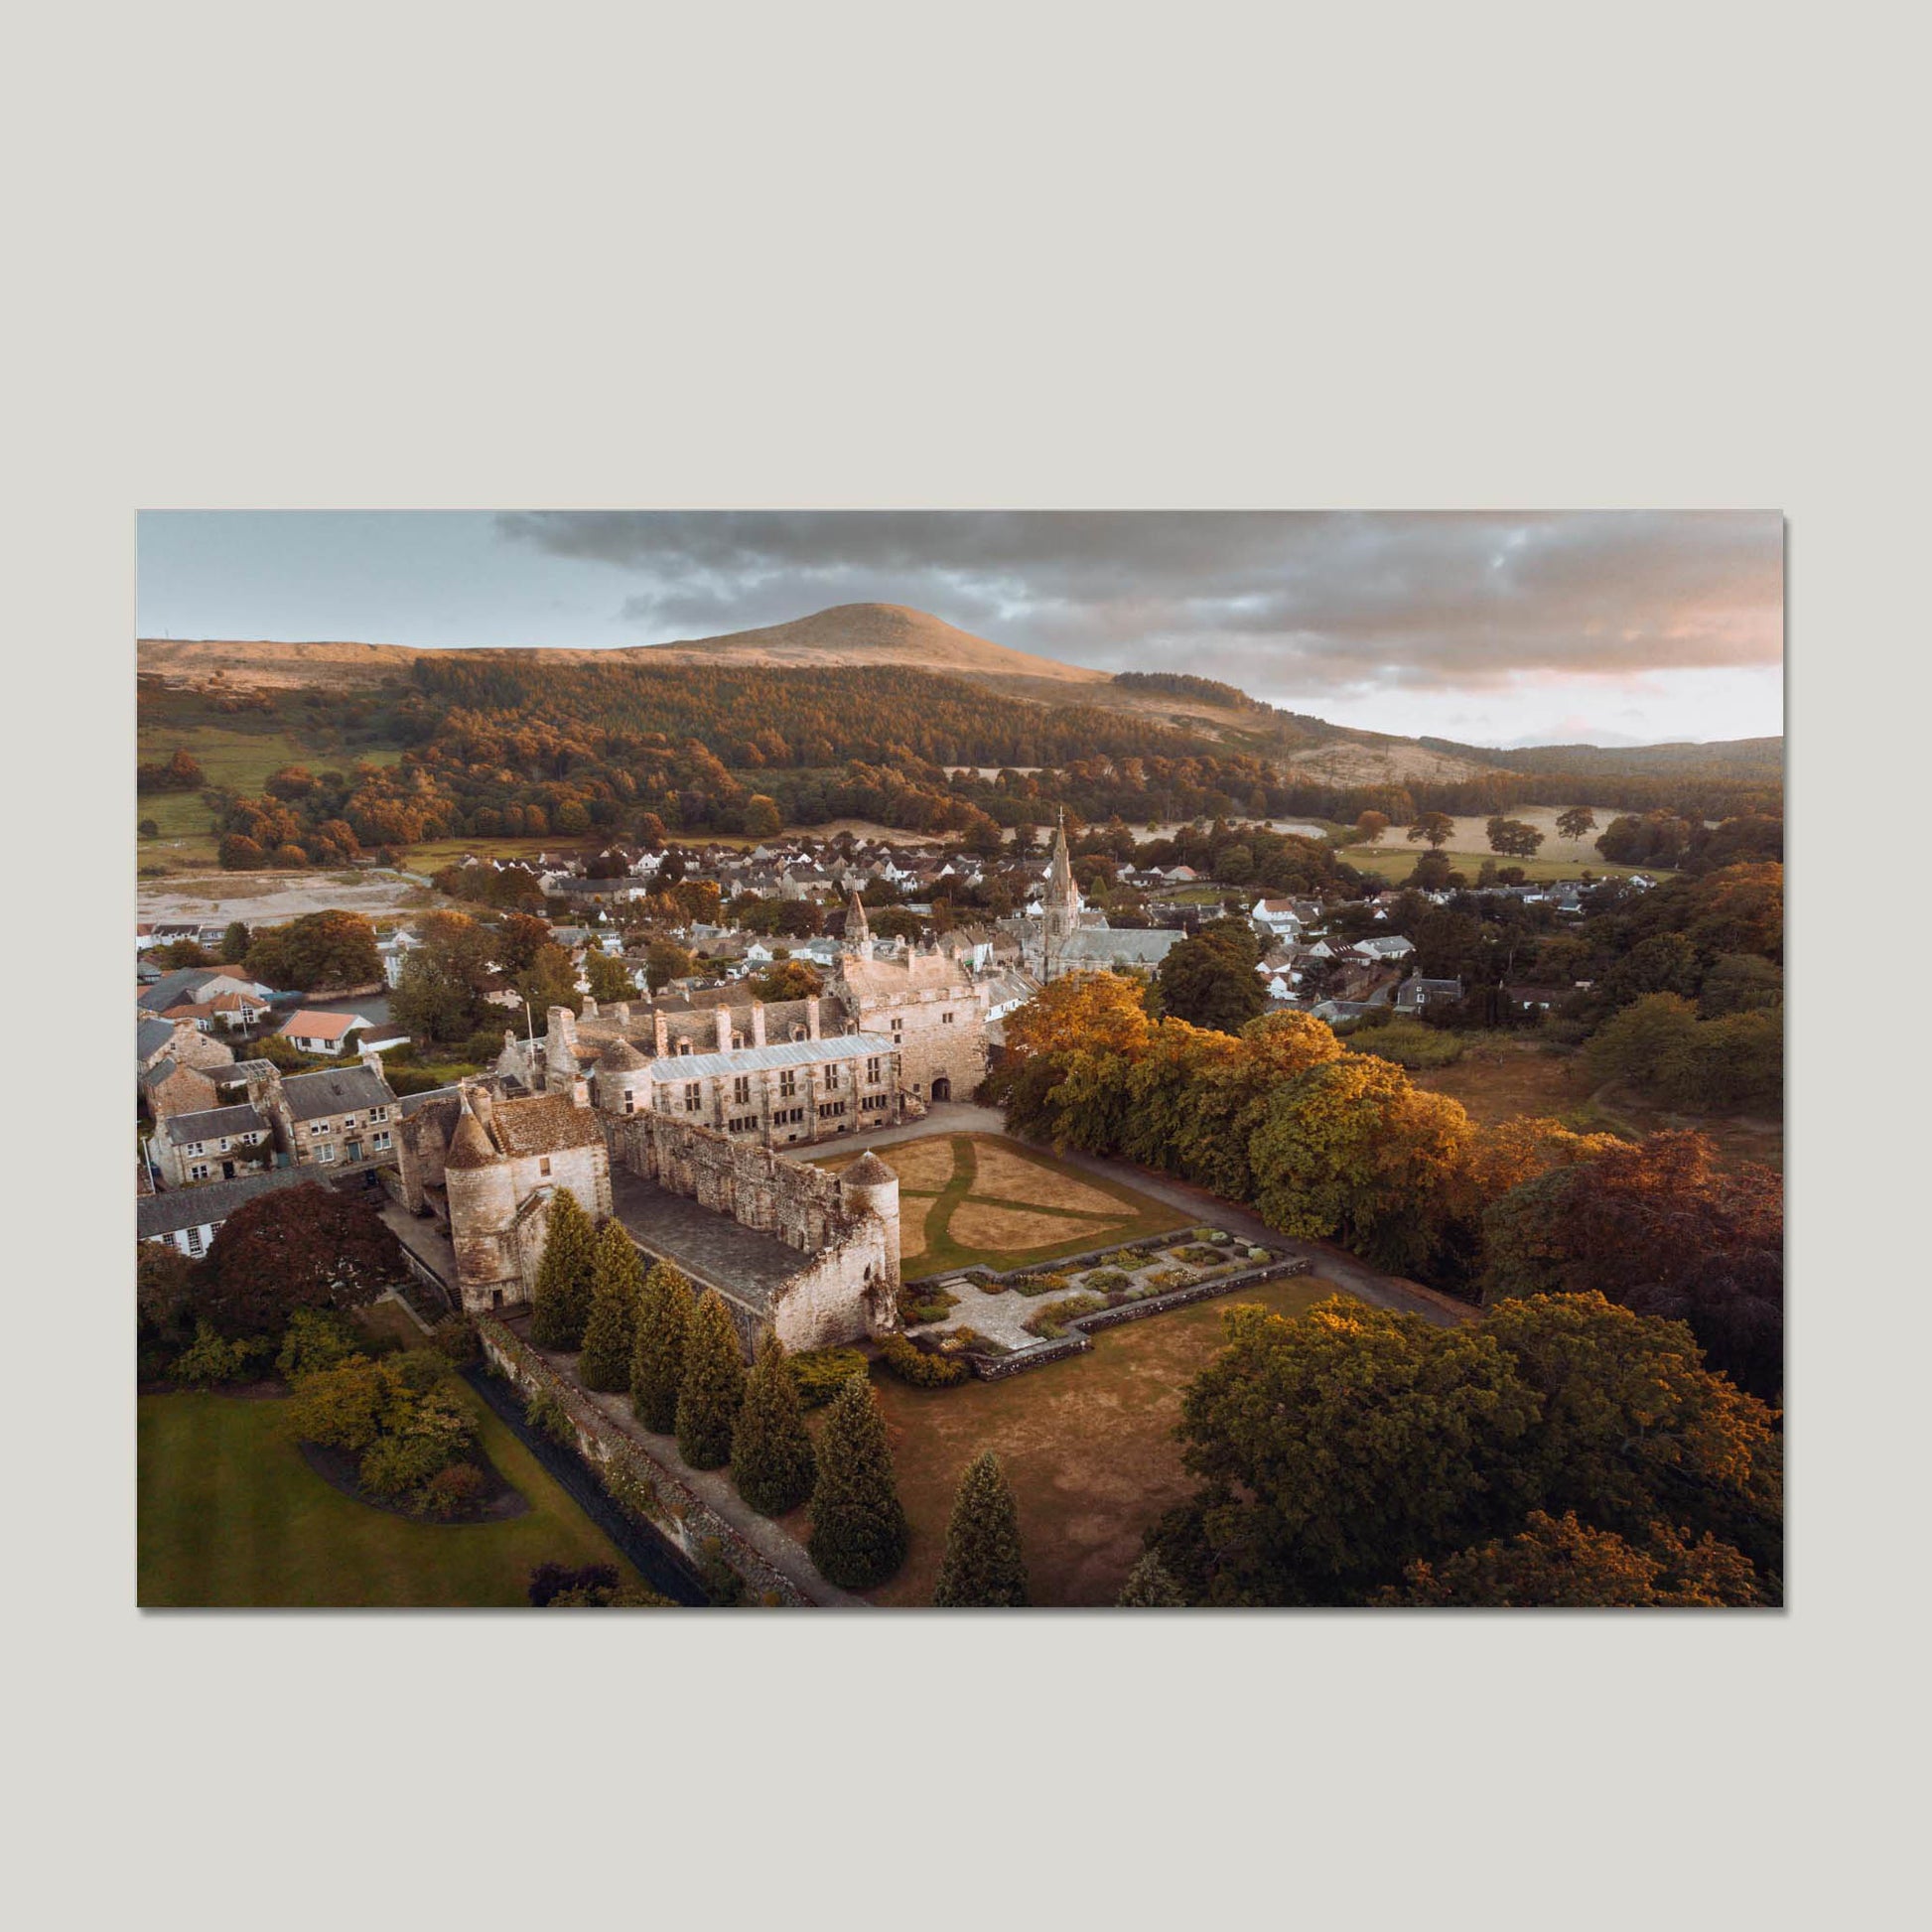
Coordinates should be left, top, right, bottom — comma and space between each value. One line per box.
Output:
1338, 842, 1666, 885
138, 1383, 637, 1606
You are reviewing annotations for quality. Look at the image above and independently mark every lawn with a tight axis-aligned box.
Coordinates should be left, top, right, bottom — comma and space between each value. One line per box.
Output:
813, 1274, 1354, 1606
138, 1383, 638, 1606
817, 1133, 1189, 1276
1338, 842, 1665, 885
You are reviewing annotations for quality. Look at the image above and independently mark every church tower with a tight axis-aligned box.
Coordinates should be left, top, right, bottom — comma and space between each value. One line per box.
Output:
1041, 810, 1082, 980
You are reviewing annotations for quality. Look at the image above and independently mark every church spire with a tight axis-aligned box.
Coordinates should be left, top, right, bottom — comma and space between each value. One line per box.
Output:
1041, 808, 1081, 979
844, 886, 872, 956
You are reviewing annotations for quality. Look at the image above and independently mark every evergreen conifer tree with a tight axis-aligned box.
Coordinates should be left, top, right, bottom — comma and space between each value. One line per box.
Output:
1117, 1549, 1187, 1607
730, 1331, 818, 1516
933, 1449, 1029, 1606
628, 1261, 695, 1433
807, 1375, 909, 1589
528, 1188, 597, 1350
674, 1289, 747, 1470
578, 1222, 647, 1392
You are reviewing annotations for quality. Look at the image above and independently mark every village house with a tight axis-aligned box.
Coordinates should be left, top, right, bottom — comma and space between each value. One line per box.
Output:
241, 1055, 401, 1173
149, 1102, 274, 1188
1394, 976, 1464, 1016
1252, 896, 1304, 939
137, 1167, 319, 1260
275, 1010, 373, 1056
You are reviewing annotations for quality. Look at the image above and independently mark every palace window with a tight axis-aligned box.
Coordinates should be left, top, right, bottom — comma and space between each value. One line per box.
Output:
866, 1056, 883, 1084
891, 1017, 902, 1035
732, 1033, 745, 1050
818, 1100, 847, 1120
823, 1063, 840, 1090
779, 1069, 796, 1097
538, 1157, 551, 1176
622, 1091, 635, 1115
941, 1010, 954, 1025
676, 1040, 692, 1056
684, 1082, 703, 1113
733, 1074, 752, 1104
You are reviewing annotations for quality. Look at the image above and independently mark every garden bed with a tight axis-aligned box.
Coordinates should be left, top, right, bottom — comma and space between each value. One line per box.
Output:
296, 1438, 530, 1523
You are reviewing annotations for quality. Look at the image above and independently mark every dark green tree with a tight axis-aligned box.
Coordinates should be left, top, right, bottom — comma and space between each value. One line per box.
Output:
674, 1290, 747, 1470
807, 1375, 910, 1589
933, 1449, 1029, 1606
528, 1188, 597, 1350
730, 1331, 818, 1515
577, 1221, 646, 1392
629, 1261, 695, 1433
1153, 918, 1265, 1035
1117, 1550, 1188, 1606
219, 920, 253, 963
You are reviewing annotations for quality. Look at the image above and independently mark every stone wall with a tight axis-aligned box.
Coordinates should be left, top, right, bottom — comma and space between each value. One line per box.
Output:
478, 1316, 808, 1606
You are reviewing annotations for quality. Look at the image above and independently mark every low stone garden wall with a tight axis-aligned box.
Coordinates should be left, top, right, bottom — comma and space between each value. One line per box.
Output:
476, 1316, 807, 1606
955, 1251, 1315, 1382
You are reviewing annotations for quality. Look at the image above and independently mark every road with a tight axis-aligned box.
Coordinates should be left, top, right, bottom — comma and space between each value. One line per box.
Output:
785, 1101, 1473, 1327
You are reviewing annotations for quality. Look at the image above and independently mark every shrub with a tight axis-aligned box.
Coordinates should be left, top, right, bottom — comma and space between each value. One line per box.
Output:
1023, 1293, 1105, 1340
789, 1346, 869, 1409
897, 1281, 959, 1325
1348, 1020, 1467, 1069
1082, 1269, 1132, 1295
172, 1321, 268, 1387
525, 1387, 577, 1447
422, 1461, 489, 1518
1174, 1245, 1224, 1267
601, 1459, 662, 1526
1013, 1272, 1072, 1298
1246, 1246, 1270, 1261
276, 1309, 362, 1379
947, 1327, 1011, 1358
359, 1430, 459, 1500
431, 1311, 482, 1365
1146, 1267, 1194, 1292
528, 1561, 619, 1607
698, 1539, 747, 1606
875, 1332, 969, 1387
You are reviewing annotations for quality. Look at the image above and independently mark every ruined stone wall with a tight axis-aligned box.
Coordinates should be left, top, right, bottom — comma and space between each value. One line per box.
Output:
766, 1225, 897, 1351
609, 1111, 851, 1258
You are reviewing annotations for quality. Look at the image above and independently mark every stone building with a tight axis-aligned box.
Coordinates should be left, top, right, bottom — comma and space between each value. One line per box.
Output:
400, 1069, 901, 1353
150, 1102, 273, 1188
1012, 813, 1186, 982
238, 1053, 401, 1174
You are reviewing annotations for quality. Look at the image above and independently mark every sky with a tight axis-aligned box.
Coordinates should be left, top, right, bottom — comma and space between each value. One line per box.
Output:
136, 510, 1784, 749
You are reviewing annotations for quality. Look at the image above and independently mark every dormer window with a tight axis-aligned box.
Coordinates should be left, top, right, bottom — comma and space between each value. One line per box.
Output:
676, 1039, 692, 1056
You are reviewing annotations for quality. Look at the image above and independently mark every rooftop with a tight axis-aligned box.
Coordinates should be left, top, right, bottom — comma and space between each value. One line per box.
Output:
280, 1064, 397, 1122
137, 1167, 317, 1240
643, 1032, 897, 1084
609, 1167, 804, 1313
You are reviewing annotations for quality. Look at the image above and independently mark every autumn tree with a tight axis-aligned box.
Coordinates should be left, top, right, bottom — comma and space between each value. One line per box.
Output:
528, 1188, 597, 1350
243, 909, 382, 991
753, 958, 824, 1001
577, 1222, 646, 1392
642, 938, 696, 992
1406, 811, 1455, 850
743, 794, 783, 837
1354, 810, 1391, 845
629, 1261, 695, 1433
192, 1182, 402, 1337
1149, 1293, 1780, 1605
1485, 816, 1546, 860
933, 1450, 1029, 1606
674, 1290, 746, 1470
807, 1375, 910, 1589
1555, 806, 1597, 843
729, 1331, 817, 1516
1383, 1510, 1763, 1606
988, 969, 1152, 1151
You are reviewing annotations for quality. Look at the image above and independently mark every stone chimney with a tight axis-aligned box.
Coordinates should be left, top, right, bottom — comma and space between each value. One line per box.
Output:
715, 1005, 733, 1052
806, 995, 821, 1040
653, 1010, 670, 1057
614, 1002, 631, 1029
750, 1002, 766, 1048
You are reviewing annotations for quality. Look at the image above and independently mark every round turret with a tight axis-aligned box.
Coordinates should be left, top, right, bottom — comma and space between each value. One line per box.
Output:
442, 1091, 519, 1307
842, 1150, 901, 1292
595, 1035, 648, 1115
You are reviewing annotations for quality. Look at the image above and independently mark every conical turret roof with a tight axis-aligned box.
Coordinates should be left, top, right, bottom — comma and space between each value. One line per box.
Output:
845, 1150, 897, 1187
599, 1035, 648, 1070
444, 1091, 498, 1169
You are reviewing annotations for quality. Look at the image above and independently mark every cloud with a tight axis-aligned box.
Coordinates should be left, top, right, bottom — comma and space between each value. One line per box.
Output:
493, 509, 1783, 711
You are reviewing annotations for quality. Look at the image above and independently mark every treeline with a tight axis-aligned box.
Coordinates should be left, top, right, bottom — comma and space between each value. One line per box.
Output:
988, 973, 1782, 1402
1111, 670, 1268, 712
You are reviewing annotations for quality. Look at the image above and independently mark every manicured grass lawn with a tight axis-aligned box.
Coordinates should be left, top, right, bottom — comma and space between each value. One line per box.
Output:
818, 1133, 1190, 1277
842, 1275, 1355, 1606
138, 1383, 638, 1606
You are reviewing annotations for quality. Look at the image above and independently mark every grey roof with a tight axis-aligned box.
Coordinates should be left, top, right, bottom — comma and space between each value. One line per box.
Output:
279, 1064, 398, 1122
137, 1167, 317, 1240
138, 968, 216, 1012
398, 1084, 463, 1118
137, 1017, 177, 1063
643, 1032, 897, 1084
1058, 927, 1185, 965
1396, 977, 1464, 1009
163, 1103, 269, 1146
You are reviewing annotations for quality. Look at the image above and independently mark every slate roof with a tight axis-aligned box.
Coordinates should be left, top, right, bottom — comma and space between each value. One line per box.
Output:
643, 1032, 897, 1084
1058, 927, 1185, 966
137, 1018, 177, 1063
279, 1064, 398, 1122
137, 1167, 317, 1240
162, 1103, 269, 1146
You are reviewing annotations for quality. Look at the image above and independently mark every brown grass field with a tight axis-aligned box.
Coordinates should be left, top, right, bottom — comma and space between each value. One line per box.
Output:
800, 1275, 1354, 1606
